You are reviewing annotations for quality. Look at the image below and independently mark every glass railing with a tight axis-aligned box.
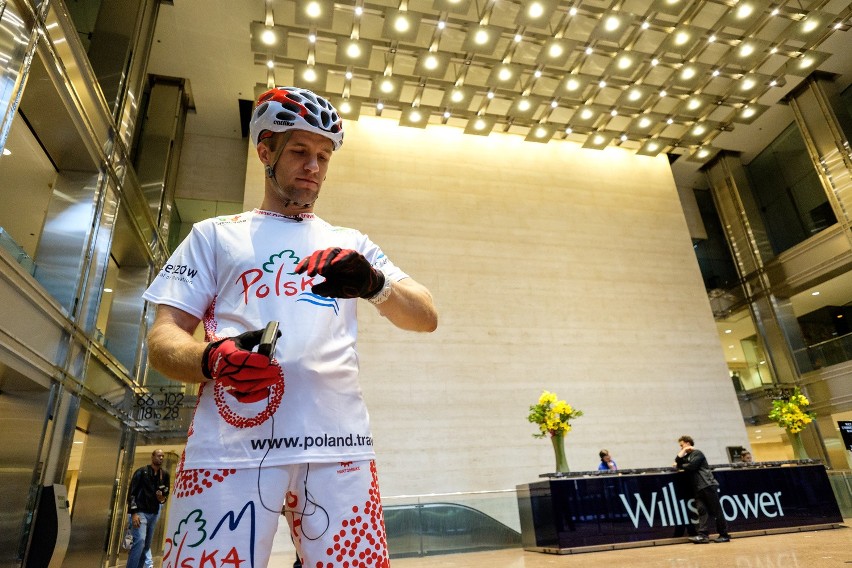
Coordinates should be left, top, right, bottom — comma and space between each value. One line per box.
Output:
381, 490, 521, 558
805, 333, 852, 370
0, 227, 35, 275
827, 470, 852, 518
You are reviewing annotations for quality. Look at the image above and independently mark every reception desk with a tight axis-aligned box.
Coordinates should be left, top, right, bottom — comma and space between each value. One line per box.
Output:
516, 463, 843, 554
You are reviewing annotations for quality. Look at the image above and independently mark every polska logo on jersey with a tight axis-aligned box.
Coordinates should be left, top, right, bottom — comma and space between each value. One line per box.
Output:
237, 249, 340, 313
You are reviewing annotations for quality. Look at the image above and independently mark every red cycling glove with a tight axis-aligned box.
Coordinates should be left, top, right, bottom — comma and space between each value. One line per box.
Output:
294, 247, 384, 299
201, 329, 282, 403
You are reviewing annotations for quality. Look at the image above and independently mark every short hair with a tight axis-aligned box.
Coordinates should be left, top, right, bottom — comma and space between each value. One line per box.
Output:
678, 435, 694, 446
599, 449, 610, 459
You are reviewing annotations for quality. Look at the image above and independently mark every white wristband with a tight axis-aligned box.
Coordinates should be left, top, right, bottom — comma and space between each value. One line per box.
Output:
367, 277, 393, 305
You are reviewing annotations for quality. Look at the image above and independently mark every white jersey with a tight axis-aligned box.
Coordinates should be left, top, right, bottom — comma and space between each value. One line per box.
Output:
142, 209, 408, 470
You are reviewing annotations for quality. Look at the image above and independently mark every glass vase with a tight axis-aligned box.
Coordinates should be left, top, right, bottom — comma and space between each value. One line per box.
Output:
551, 433, 570, 473
788, 431, 809, 460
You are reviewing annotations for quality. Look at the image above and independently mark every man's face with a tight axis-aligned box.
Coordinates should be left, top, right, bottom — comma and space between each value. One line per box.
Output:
265, 130, 334, 209
151, 450, 165, 466
678, 440, 691, 450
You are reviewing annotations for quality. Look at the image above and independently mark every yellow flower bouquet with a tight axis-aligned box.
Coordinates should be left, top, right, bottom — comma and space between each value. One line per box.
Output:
768, 387, 815, 434
528, 391, 583, 473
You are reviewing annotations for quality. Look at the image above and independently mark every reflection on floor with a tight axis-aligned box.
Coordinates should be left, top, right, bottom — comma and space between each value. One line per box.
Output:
268, 522, 851, 567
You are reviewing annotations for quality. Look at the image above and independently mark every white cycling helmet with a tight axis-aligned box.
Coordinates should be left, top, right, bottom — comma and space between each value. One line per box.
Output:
250, 86, 344, 150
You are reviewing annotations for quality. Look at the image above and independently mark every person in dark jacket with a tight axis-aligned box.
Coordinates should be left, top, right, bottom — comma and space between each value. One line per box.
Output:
674, 435, 731, 544
126, 449, 170, 568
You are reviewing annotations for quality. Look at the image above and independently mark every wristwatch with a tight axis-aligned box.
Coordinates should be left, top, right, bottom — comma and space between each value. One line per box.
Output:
367, 277, 393, 305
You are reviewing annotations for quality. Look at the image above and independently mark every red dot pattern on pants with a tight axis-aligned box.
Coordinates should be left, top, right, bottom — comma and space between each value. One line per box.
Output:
316, 461, 389, 568
173, 458, 238, 499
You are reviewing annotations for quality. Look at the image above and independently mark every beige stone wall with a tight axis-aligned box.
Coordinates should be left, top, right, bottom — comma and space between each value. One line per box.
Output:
244, 116, 747, 497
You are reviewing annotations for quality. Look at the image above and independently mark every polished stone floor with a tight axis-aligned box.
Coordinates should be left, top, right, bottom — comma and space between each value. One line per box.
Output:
267, 522, 851, 567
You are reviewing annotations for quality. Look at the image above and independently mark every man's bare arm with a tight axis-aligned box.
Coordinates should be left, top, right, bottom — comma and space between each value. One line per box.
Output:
147, 305, 207, 383
374, 277, 438, 332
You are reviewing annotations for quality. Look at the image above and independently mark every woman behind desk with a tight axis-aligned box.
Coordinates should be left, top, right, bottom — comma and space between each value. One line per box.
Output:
598, 449, 618, 472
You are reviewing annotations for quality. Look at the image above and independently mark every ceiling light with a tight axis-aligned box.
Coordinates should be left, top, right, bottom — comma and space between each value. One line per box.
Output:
712, 69, 720, 76
638, 117, 652, 128
771, 8, 779, 15
620, 134, 628, 142
725, 329, 732, 333
697, 148, 710, 158
687, 98, 701, 110
583, 132, 613, 150
618, 56, 632, 69
802, 18, 819, 33
551, 100, 558, 108
651, 58, 659, 66
424, 55, 439, 70
534, 70, 542, 78
308, 33, 316, 43
464, 115, 496, 135
739, 43, 755, 57
708, 35, 716, 42
518, 99, 531, 112
648, 142, 658, 151
580, 108, 594, 120
692, 125, 707, 135
599, 80, 607, 88
674, 31, 690, 45
628, 89, 642, 101
266, 60, 274, 69
641, 21, 650, 29
487, 63, 521, 87
565, 127, 573, 134
345, 71, 353, 80
369, 74, 403, 100
438, 20, 445, 29
769, 79, 777, 86
528, 2, 545, 18
666, 118, 674, 124
681, 67, 696, 80
331, 96, 362, 119
443, 111, 451, 119
355, 6, 363, 15
526, 123, 556, 143
2, 148, 10, 156
462, 25, 500, 55
659, 90, 667, 97
305, 1, 322, 18
382, 9, 422, 41
487, 91, 495, 99
812, 291, 820, 296
569, 7, 578, 15
604, 16, 621, 31
549, 44, 564, 58
566, 78, 581, 91
401, 106, 427, 127
336, 39, 372, 66
610, 109, 618, 116
377, 102, 384, 110
736, 4, 754, 19
261, 29, 276, 45
742, 106, 756, 118
585, 46, 593, 55
451, 90, 464, 102
514, 34, 523, 42
394, 14, 411, 32
741, 78, 756, 90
